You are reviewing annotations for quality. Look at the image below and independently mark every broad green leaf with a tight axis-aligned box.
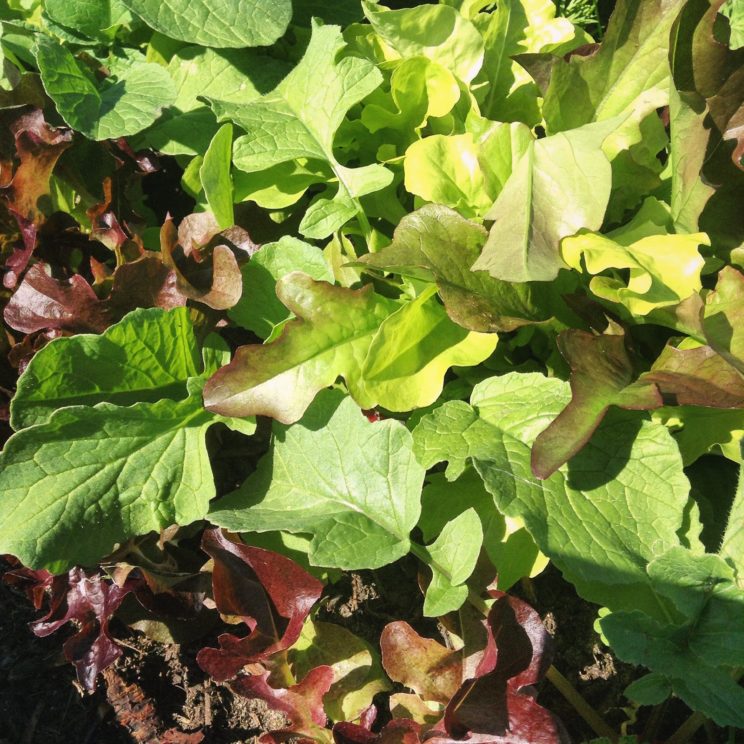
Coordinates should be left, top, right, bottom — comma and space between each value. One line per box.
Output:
43, 0, 131, 40
473, 0, 583, 124
11, 307, 201, 430
0, 392, 224, 571
289, 620, 391, 722
357, 204, 580, 333
120, 0, 291, 48
422, 508, 482, 616
228, 237, 332, 339
200, 124, 233, 229
420, 470, 546, 591
542, 0, 683, 132
233, 160, 327, 210
362, 1, 484, 83
210, 21, 391, 239
136, 46, 290, 156
358, 287, 497, 411
472, 123, 613, 282
562, 230, 709, 316
204, 272, 400, 423
35, 36, 175, 140
209, 390, 425, 570
413, 372, 691, 618
602, 547, 744, 727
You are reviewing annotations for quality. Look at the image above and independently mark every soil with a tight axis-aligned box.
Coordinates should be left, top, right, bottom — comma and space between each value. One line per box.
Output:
0, 558, 720, 744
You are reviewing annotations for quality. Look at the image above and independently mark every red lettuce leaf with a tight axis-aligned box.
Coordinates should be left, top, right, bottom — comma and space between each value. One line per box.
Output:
197, 528, 324, 682
334, 719, 422, 744
232, 666, 334, 743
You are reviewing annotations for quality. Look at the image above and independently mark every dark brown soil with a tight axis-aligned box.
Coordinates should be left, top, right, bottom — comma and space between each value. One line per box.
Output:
0, 558, 722, 744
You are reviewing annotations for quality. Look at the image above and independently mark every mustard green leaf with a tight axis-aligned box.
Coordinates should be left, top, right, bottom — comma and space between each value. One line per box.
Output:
209, 21, 389, 238
44, 0, 131, 40
0, 393, 223, 572
361, 0, 484, 83
472, 124, 613, 282
199, 124, 233, 229
11, 307, 201, 430
209, 390, 425, 570
413, 372, 691, 618
120, 0, 291, 48
422, 507, 482, 616
720, 453, 744, 581
228, 237, 332, 339
204, 273, 400, 423
35, 36, 175, 140
358, 287, 497, 411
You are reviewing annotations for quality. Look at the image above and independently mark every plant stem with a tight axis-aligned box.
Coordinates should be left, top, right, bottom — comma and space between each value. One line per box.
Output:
665, 711, 706, 744
545, 665, 619, 742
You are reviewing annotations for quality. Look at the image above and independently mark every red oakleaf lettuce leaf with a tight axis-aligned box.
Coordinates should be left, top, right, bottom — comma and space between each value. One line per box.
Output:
10, 567, 137, 691
232, 666, 334, 743
334, 719, 422, 744
197, 528, 324, 682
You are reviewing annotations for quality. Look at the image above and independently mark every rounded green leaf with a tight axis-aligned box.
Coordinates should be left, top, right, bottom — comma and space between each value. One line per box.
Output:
120, 0, 292, 48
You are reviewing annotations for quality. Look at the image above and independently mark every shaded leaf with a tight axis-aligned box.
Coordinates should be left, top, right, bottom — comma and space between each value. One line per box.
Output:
703, 266, 744, 374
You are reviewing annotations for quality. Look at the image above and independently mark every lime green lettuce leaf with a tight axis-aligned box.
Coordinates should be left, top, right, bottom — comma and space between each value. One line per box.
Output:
228, 237, 333, 340
361, 1, 484, 84
205, 273, 495, 422
403, 121, 533, 218
471, 122, 613, 282
541, 0, 684, 132
413, 372, 692, 619
35, 36, 175, 140
357, 204, 580, 333
562, 229, 709, 316
703, 266, 744, 375
209, 390, 425, 570
473, 0, 584, 125
200, 123, 233, 229
208, 21, 392, 239
360, 57, 461, 143
721, 0, 744, 49
11, 307, 202, 429
120, 0, 291, 48
358, 286, 497, 411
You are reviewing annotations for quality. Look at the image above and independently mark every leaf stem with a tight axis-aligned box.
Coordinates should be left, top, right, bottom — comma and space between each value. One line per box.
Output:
664, 711, 706, 744
545, 665, 619, 742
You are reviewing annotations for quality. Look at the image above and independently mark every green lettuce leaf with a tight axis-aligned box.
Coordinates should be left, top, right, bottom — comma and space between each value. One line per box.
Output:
199, 123, 233, 229
120, 0, 291, 48
209, 390, 425, 570
35, 36, 175, 140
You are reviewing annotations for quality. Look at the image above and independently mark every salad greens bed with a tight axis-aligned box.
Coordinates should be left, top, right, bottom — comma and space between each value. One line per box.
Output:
0, 0, 743, 740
